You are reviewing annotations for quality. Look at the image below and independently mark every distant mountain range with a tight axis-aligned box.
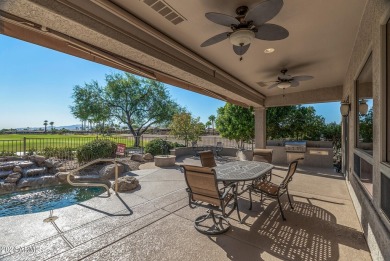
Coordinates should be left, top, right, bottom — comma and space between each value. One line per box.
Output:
16, 124, 82, 131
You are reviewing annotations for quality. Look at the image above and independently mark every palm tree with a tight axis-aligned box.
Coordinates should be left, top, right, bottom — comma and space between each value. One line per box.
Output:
208, 115, 216, 135
49, 121, 54, 131
43, 120, 48, 133
205, 121, 211, 135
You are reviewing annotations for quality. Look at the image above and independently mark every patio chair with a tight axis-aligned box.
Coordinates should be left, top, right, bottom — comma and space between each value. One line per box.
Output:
252, 148, 273, 181
248, 159, 299, 221
215, 142, 223, 158
182, 165, 241, 234
199, 150, 216, 168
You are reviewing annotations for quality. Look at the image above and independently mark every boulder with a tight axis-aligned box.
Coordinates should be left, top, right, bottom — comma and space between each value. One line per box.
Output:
143, 153, 154, 161
112, 176, 139, 192
17, 176, 58, 188
0, 162, 16, 171
0, 182, 16, 193
0, 170, 12, 179
25, 167, 47, 177
99, 164, 124, 180
57, 166, 67, 172
30, 155, 46, 165
131, 154, 144, 162
55, 172, 70, 182
4, 173, 22, 183
13, 166, 23, 173
17, 161, 34, 168
44, 158, 63, 168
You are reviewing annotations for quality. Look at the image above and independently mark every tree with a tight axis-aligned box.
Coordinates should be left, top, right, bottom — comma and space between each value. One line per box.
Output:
205, 121, 211, 134
49, 121, 54, 131
71, 73, 182, 146
104, 73, 181, 146
43, 120, 48, 133
169, 112, 205, 146
208, 115, 216, 135
70, 81, 111, 132
216, 103, 254, 149
266, 106, 296, 140
267, 105, 326, 140
359, 108, 373, 142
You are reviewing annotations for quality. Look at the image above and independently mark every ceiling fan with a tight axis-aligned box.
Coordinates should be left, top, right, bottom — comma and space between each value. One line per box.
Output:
200, 0, 289, 60
260, 69, 314, 89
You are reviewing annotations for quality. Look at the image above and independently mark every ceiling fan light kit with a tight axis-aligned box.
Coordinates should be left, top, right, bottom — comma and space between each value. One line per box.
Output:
201, 0, 288, 58
277, 82, 291, 89
229, 29, 255, 46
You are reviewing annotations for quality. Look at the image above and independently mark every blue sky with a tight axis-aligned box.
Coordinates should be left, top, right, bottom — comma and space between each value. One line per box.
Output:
0, 35, 340, 129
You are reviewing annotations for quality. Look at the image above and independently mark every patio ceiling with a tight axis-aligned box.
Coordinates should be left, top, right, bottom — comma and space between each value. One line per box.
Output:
0, 0, 367, 107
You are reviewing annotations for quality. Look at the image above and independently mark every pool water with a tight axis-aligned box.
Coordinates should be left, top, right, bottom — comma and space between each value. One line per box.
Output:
0, 185, 106, 217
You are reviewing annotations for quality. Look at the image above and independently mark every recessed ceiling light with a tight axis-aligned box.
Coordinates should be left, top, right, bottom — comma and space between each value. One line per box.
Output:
264, 48, 275, 54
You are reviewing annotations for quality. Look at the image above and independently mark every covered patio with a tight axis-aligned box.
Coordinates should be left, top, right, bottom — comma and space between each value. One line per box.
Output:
0, 156, 370, 260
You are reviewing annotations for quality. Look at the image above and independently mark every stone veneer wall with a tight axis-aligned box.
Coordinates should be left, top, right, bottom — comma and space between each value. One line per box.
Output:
343, 1, 390, 260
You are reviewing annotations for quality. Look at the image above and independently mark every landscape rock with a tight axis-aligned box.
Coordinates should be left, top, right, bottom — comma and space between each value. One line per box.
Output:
13, 166, 23, 173
0, 182, 16, 193
0, 163, 16, 171
0, 170, 12, 179
5, 173, 22, 183
57, 166, 67, 172
131, 154, 144, 162
17, 176, 59, 188
30, 155, 46, 165
17, 161, 34, 168
112, 176, 139, 192
24, 167, 47, 177
143, 153, 154, 161
99, 164, 124, 180
44, 158, 63, 168
55, 172, 70, 182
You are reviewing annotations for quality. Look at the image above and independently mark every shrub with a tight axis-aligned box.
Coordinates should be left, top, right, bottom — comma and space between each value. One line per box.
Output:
76, 139, 117, 163
0, 151, 17, 157
172, 142, 185, 148
144, 139, 173, 156
42, 147, 75, 159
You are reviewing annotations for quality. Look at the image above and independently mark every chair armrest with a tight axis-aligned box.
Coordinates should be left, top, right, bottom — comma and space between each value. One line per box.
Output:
220, 182, 235, 199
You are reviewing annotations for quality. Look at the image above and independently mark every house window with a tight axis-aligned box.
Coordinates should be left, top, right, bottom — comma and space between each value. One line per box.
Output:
354, 153, 373, 196
356, 54, 373, 156
381, 173, 390, 220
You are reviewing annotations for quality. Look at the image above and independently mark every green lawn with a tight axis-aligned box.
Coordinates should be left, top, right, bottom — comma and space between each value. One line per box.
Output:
0, 133, 139, 152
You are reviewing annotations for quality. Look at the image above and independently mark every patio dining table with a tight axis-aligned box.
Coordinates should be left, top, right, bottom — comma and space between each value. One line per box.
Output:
213, 161, 274, 223
213, 161, 274, 182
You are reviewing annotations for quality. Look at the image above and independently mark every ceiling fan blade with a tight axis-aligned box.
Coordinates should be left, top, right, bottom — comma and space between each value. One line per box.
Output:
245, 0, 283, 26
290, 80, 300, 87
201, 32, 229, 47
233, 44, 250, 56
268, 82, 280, 89
293, 75, 314, 81
255, 24, 289, 41
205, 12, 239, 27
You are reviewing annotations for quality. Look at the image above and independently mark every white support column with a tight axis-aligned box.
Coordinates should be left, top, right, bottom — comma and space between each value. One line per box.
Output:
254, 107, 266, 149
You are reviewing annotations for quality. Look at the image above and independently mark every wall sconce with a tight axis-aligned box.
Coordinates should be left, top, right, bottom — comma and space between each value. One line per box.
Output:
340, 97, 350, 117
359, 99, 368, 115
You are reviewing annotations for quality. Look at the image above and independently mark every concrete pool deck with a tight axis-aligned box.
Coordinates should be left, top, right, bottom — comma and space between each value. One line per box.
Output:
0, 156, 372, 261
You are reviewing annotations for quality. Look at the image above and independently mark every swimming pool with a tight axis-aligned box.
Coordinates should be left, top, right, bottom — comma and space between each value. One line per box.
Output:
0, 185, 106, 217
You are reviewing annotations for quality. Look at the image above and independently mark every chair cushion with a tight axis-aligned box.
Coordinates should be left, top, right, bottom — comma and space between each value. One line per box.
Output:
254, 180, 279, 196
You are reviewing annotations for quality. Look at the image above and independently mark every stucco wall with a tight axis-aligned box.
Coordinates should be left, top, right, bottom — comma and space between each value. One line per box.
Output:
343, 1, 390, 260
